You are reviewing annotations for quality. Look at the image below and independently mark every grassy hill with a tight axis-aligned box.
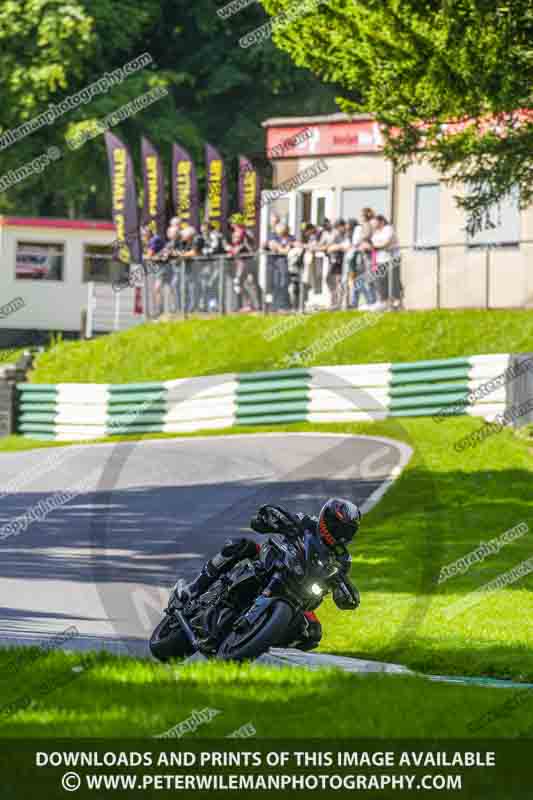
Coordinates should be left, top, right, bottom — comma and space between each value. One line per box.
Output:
1, 309, 531, 698
29, 309, 533, 384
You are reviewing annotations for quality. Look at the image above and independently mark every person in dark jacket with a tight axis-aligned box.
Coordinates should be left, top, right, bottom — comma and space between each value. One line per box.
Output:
175, 497, 361, 651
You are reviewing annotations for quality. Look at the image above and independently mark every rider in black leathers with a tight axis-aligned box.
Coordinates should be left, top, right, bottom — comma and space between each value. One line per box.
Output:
173, 498, 361, 651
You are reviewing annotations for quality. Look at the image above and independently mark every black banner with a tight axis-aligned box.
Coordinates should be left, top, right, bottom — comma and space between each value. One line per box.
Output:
104, 132, 142, 264
141, 136, 166, 239
172, 143, 200, 231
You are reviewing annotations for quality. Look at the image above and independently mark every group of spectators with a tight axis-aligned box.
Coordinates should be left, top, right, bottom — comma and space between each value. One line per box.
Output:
141, 214, 259, 316
138, 206, 402, 317
263, 209, 402, 311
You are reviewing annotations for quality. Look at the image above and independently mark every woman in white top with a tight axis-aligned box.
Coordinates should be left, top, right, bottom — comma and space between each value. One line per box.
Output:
349, 218, 377, 308
371, 215, 402, 308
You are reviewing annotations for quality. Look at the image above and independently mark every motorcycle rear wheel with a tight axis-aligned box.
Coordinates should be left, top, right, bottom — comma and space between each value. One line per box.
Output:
217, 600, 294, 662
149, 616, 194, 662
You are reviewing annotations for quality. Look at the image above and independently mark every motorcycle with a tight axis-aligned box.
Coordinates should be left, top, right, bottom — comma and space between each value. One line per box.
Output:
150, 505, 350, 662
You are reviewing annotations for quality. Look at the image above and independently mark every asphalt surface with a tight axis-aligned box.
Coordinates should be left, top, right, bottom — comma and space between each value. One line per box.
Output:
0, 433, 411, 658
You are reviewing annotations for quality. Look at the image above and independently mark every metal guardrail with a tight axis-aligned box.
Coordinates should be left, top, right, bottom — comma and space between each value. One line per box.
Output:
87, 238, 533, 333
141, 250, 404, 319
142, 254, 263, 319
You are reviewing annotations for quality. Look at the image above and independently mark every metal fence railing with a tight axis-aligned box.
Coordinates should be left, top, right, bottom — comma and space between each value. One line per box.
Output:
86, 281, 145, 337
141, 251, 404, 319
143, 254, 264, 319
87, 239, 533, 334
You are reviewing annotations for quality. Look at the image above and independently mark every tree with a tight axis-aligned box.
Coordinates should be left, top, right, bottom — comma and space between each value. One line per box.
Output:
261, 0, 533, 232
0, 0, 336, 217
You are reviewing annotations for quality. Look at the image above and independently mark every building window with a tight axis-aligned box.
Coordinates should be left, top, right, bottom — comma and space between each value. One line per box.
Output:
316, 197, 327, 226
15, 242, 64, 281
342, 186, 390, 221
467, 187, 521, 247
300, 191, 312, 225
83, 244, 124, 283
415, 184, 440, 248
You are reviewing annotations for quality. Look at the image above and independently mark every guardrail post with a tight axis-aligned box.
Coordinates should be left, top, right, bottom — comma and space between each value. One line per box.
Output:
142, 260, 151, 320
180, 258, 187, 320
485, 247, 490, 309
299, 271, 305, 313
436, 248, 441, 309
506, 353, 533, 427
387, 257, 393, 308
113, 285, 121, 331
218, 256, 226, 315
86, 281, 95, 338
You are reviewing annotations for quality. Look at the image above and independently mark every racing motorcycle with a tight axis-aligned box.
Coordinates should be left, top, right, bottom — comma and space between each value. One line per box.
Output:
150, 505, 349, 662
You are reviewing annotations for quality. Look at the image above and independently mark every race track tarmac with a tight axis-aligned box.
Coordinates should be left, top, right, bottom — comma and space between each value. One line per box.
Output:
0, 433, 411, 657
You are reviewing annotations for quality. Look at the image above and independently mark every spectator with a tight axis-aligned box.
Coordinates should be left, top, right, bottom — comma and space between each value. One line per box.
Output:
318, 218, 334, 248
176, 224, 206, 313
262, 211, 283, 249
201, 221, 225, 257
349, 211, 377, 310
179, 224, 205, 258
300, 222, 321, 298
267, 222, 294, 310
326, 219, 347, 308
151, 221, 180, 317
226, 218, 259, 311
270, 211, 280, 231
141, 224, 164, 259
371, 214, 401, 309
198, 221, 224, 312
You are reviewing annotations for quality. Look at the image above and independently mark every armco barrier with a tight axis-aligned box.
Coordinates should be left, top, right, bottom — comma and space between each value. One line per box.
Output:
16, 353, 521, 441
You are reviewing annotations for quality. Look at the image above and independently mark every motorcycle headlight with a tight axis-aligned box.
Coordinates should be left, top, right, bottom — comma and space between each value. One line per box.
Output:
309, 583, 323, 597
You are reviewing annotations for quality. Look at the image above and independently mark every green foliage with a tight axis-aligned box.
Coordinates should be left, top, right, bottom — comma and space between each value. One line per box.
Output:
0, 0, 335, 218
261, 0, 533, 231
1, 648, 533, 737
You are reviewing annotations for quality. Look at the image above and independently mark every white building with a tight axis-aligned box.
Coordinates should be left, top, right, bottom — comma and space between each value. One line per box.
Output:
0, 216, 141, 335
261, 113, 533, 309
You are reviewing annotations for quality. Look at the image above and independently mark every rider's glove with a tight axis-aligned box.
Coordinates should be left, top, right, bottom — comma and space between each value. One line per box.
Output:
250, 506, 272, 534
296, 513, 317, 533
333, 581, 360, 610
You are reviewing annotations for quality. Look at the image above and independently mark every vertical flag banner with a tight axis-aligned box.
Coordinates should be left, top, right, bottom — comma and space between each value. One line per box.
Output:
141, 137, 166, 238
172, 143, 200, 231
205, 143, 228, 235
239, 155, 261, 246
105, 132, 142, 264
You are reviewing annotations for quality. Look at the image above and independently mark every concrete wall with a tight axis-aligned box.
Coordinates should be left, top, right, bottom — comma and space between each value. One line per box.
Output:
396, 160, 533, 308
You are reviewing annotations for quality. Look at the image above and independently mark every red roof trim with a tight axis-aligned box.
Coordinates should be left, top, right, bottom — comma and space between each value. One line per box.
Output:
0, 216, 115, 231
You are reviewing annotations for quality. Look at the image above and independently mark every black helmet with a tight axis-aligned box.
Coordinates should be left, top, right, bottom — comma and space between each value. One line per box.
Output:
318, 498, 361, 547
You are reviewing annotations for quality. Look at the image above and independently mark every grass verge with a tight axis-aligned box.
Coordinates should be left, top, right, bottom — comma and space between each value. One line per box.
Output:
28, 309, 533, 383
0, 650, 532, 738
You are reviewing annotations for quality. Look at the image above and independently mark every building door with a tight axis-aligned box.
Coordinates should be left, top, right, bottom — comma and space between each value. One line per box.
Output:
311, 188, 334, 226
307, 189, 335, 307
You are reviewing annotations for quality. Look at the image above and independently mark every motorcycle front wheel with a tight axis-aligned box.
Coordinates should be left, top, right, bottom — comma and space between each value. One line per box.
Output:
216, 600, 294, 662
149, 615, 194, 662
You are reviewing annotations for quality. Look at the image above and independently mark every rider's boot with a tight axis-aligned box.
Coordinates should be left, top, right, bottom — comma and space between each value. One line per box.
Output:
177, 538, 260, 603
